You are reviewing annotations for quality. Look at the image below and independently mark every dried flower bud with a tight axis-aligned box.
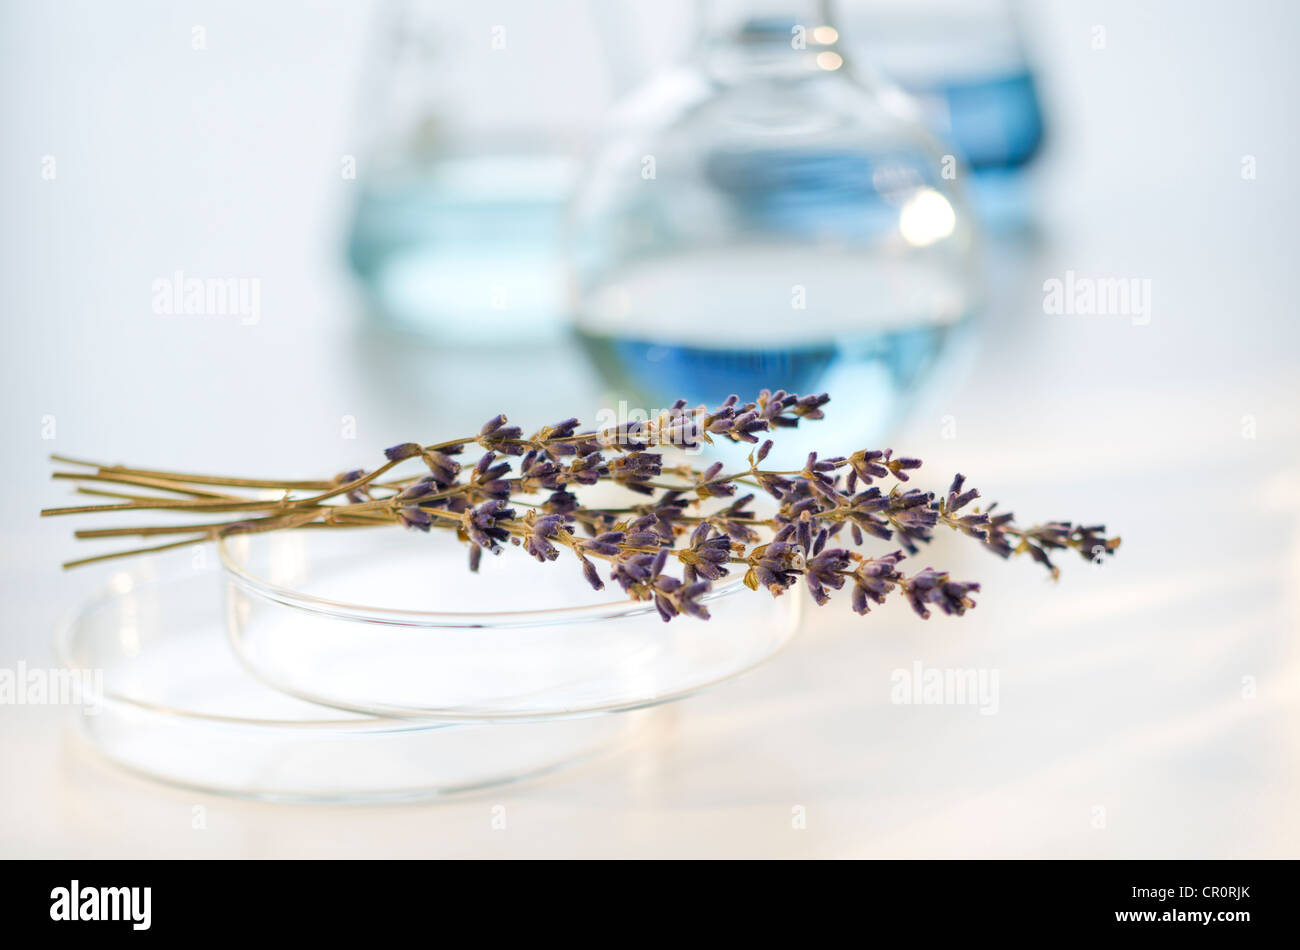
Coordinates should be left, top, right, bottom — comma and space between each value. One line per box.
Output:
850, 551, 906, 615
465, 500, 515, 552
396, 506, 432, 532
478, 415, 524, 455
903, 568, 980, 619
384, 442, 423, 463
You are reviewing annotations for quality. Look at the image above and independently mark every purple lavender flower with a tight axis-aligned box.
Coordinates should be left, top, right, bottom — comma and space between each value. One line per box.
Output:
752, 449, 804, 498
727, 410, 769, 443
902, 568, 980, 619
706, 395, 772, 443
577, 554, 604, 591
711, 494, 759, 544
536, 417, 582, 457
981, 504, 1017, 559
752, 389, 829, 429
846, 448, 921, 486
946, 473, 980, 513
700, 395, 740, 436
812, 478, 850, 508
1073, 524, 1119, 564
804, 546, 851, 605
622, 517, 664, 549
940, 473, 990, 541
518, 450, 562, 492
598, 421, 650, 451
754, 469, 795, 499
397, 476, 440, 502
651, 573, 712, 621
563, 452, 608, 487
570, 435, 604, 456
627, 492, 685, 543
576, 531, 626, 559
522, 513, 566, 563
849, 551, 906, 615
885, 450, 923, 482
1013, 521, 1074, 577
801, 452, 840, 489
694, 461, 737, 499
609, 548, 711, 621
465, 499, 515, 552
396, 506, 432, 532
478, 414, 525, 455
780, 492, 823, 532
384, 442, 423, 463
610, 549, 663, 595
1012, 520, 1119, 578
608, 451, 662, 495
52, 386, 1118, 626
757, 389, 795, 425
469, 451, 512, 501
800, 453, 847, 506
747, 523, 806, 595
543, 489, 579, 515
887, 488, 939, 554
421, 450, 461, 488
790, 392, 830, 422
659, 409, 701, 449
847, 449, 889, 486
680, 522, 733, 583
838, 486, 893, 543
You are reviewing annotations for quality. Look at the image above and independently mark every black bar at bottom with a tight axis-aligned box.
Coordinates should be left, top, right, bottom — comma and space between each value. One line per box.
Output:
5, 859, 1291, 937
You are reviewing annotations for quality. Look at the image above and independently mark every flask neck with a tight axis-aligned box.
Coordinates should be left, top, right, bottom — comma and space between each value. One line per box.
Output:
693, 0, 844, 77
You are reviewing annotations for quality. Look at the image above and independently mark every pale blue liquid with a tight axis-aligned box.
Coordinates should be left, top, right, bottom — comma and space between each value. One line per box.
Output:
923, 70, 1044, 172
909, 69, 1046, 230
576, 322, 956, 454
346, 157, 571, 342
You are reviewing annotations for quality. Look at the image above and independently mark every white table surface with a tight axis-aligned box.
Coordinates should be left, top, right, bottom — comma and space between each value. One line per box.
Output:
2, 0, 1297, 858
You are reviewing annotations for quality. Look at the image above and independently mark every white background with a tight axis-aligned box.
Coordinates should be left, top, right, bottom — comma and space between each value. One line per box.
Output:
1, 0, 1298, 857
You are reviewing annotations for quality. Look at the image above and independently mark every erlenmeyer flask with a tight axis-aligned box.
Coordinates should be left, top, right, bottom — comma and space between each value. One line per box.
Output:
567, 0, 979, 450
345, 0, 621, 344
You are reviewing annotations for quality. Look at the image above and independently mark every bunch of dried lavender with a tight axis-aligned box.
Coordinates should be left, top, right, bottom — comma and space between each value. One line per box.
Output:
42, 390, 1119, 622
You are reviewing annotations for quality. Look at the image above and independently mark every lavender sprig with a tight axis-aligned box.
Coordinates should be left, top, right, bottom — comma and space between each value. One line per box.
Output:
42, 389, 1119, 622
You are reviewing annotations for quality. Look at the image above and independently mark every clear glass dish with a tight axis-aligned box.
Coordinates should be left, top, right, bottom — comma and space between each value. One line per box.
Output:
221, 527, 803, 721
57, 552, 641, 803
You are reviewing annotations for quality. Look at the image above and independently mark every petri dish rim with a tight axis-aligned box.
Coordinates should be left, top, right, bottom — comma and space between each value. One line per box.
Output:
216, 528, 752, 630
218, 529, 803, 722
54, 567, 438, 733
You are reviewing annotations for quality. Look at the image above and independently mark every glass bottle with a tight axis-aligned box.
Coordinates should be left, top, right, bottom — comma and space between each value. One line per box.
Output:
837, 0, 1046, 229
345, 0, 620, 345
567, 0, 979, 451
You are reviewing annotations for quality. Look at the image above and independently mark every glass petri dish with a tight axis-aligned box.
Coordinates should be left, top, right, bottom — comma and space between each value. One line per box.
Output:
221, 527, 803, 721
56, 552, 640, 803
